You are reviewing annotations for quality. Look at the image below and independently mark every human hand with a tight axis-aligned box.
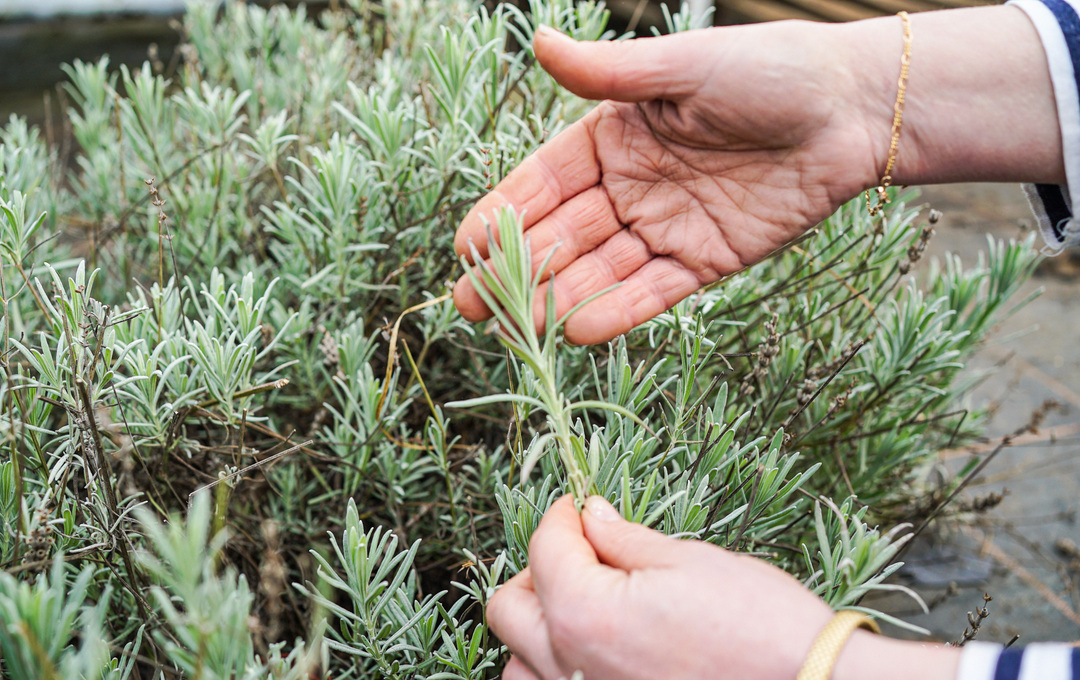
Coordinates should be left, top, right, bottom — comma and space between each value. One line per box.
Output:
488, 495, 960, 680
454, 7, 1062, 346
454, 22, 885, 345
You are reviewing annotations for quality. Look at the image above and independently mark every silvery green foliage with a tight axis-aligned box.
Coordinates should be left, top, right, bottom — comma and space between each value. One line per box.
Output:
0, 116, 65, 234
0, 0, 1041, 676
136, 492, 324, 680
0, 560, 136, 680
298, 498, 500, 679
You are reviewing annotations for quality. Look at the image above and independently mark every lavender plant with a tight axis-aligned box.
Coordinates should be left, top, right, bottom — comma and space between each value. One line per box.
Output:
0, 0, 1041, 677
448, 207, 645, 506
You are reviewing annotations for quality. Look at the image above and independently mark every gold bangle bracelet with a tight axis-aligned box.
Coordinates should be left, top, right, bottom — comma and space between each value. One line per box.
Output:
866, 10, 913, 218
796, 611, 881, 680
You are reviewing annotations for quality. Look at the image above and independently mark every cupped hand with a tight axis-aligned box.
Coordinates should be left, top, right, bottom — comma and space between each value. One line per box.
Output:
487, 495, 835, 680
454, 23, 885, 345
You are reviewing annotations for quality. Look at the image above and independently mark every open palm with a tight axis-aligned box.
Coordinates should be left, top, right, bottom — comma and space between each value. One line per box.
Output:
454, 24, 886, 344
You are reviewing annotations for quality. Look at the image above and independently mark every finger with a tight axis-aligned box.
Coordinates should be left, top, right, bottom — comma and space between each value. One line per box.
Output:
528, 495, 600, 605
454, 118, 601, 262
532, 227, 702, 344
502, 656, 543, 680
459, 224, 705, 342
581, 496, 688, 570
452, 269, 493, 323
563, 257, 702, 344
487, 569, 562, 679
522, 226, 656, 332
526, 186, 624, 278
533, 26, 703, 103
453, 186, 623, 323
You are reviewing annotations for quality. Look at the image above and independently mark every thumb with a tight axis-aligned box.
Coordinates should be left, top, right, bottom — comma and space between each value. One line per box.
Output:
532, 26, 702, 102
581, 496, 686, 570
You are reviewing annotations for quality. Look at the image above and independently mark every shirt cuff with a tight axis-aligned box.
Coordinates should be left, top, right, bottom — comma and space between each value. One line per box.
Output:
955, 642, 1078, 679
957, 641, 1004, 680
1013, 643, 1075, 679
1021, 183, 1080, 250
1009, 0, 1080, 250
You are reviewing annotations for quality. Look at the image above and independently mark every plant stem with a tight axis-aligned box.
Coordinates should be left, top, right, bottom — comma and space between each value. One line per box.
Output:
74, 377, 152, 621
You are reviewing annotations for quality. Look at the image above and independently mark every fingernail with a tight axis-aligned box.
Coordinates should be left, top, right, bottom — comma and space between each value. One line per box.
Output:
535, 25, 566, 40
585, 496, 619, 522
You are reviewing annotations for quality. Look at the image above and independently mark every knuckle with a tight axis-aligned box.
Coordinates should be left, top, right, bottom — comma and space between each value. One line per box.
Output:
544, 593, 594, 645
545, 608, 581, 648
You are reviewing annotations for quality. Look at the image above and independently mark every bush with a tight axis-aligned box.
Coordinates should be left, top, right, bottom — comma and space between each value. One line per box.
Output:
0, 0, 1038, 677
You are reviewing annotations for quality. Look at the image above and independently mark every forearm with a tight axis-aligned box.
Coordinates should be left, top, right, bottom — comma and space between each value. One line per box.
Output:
838, 5, 1065, 188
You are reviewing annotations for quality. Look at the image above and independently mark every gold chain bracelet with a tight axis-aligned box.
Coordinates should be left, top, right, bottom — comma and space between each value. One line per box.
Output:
866, 11, 913, 217
796, 610, 881, 680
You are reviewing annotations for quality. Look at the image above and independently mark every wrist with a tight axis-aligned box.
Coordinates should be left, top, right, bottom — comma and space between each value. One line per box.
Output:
833, 629, 961, 680
829, 15, 910, 194
839, 5, 1065, 188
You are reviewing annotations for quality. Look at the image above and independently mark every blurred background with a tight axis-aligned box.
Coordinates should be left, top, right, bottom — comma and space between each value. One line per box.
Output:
2, 0, 1076, 645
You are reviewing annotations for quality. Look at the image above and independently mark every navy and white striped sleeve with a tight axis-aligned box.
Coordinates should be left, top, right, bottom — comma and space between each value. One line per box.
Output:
956, 641, 1080, 680
1009, 0, 1080, 251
